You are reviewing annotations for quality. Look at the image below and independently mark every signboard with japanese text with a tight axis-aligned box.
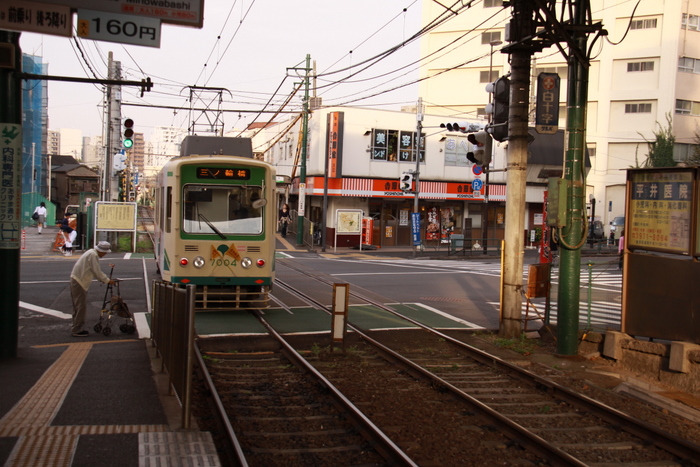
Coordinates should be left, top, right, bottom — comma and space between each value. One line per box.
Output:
77, 9, 161, 47
535, 73, 560, 134
627, 169, 693, 254
95, 201, 137, 231
0, 123, 22, 249
38, 0, 203, 27
325, 112, 343, 178
0, 1, 72, 37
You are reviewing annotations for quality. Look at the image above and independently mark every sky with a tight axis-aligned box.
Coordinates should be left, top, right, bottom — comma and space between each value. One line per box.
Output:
18, 0, 426, 141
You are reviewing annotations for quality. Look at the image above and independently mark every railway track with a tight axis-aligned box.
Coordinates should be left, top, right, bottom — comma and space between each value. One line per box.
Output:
267, 259, 700, 466
193, 311, 416, 467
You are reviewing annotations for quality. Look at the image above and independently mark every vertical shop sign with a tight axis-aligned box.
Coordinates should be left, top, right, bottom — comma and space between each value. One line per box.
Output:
326, 112, 344, 178
0, 124, 22, 249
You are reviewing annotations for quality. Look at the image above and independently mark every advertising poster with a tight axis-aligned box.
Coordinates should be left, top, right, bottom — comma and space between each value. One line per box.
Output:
426, 207, 439, 241
628, 170, 693, 254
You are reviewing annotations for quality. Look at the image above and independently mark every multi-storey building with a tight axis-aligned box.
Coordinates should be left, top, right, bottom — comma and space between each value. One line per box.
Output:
418, 0, 700, 236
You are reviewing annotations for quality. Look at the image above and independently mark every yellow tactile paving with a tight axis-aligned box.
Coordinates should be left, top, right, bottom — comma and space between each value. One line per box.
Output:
0, 342, 170, 466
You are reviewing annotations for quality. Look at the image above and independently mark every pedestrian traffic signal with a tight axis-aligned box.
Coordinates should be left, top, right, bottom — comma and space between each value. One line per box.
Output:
466, 130, 493, 167
123, 118, 134, 149
400, 172, 414, 192
485, 76, 510, 142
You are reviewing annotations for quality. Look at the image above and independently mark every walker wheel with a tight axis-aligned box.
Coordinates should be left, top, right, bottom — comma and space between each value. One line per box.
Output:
102, 326, 112, 336
94, 324, 102, 333
120, 324, 128, 333
127, 325, 136, 334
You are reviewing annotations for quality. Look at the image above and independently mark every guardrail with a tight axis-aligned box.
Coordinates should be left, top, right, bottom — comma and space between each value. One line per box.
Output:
151, 281, 196, 428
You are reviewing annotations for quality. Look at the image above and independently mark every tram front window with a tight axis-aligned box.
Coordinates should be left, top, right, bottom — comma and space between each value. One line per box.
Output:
183, 185, 264, 235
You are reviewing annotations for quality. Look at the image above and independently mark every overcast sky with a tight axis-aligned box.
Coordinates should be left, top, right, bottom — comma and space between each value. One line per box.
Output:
18, 0, 425, 140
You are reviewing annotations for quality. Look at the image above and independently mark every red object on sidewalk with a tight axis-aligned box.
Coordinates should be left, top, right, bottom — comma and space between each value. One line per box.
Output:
21, 229, 26, 250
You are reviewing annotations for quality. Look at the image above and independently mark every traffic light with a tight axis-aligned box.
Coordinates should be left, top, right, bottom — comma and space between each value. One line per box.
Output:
440, 121, 469, 133
400, 172, 414, 192
123, 118, 134, 149
466, 130, 493, 167
485, 76, 510, 142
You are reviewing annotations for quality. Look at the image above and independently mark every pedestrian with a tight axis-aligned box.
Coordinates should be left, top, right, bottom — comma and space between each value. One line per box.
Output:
279, 203, 290, 238
69, 241, 116, 337
618, 229, 625, 271
62, 226, 77, 256
33, 202, 47, 234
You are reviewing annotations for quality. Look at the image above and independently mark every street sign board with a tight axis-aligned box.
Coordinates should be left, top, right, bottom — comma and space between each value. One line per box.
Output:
0, 1, 72, 37
471, 178, 483, 192
535, 72, 560, 134
38, 0, 203, 27
77, 9, 161, 47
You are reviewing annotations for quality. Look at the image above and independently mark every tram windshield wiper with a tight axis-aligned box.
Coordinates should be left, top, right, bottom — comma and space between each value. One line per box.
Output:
198, 213, 226, 239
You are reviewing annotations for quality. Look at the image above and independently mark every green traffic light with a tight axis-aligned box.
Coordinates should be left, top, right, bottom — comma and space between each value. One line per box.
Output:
123, 138, 134, 149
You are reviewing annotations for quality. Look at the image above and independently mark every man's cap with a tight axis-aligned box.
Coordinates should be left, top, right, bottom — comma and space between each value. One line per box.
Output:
95, 241, 111, 253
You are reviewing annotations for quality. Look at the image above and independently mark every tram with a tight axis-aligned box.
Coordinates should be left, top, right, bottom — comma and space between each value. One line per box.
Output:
154, 136, 276, 310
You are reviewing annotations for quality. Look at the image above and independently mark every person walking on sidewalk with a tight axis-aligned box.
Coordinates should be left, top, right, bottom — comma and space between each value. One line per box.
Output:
69, 241, 116, 337
33, 202, 47, 234
279, 203, 290, 238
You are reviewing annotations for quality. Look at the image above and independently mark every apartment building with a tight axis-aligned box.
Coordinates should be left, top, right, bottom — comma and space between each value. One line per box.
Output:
418, 0, 700, 235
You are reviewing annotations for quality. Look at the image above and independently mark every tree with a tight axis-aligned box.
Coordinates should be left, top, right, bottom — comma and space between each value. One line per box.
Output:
638, 113, 677, 168
688, 127, 700, 166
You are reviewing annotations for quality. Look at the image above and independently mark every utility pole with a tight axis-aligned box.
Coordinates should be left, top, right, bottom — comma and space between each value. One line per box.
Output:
413, 98, 423, 258
296, 54, 311, 246
500, 1, 537, 338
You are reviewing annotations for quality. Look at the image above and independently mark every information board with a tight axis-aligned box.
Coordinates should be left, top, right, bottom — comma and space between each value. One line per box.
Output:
627, 169, 693, 254
95, 201, 137, 231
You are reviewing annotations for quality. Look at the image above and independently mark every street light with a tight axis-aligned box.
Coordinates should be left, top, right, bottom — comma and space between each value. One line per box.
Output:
483, 39, 502, 255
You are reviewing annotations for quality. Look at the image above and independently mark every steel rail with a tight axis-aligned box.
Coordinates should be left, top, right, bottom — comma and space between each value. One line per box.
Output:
193, 344, 249, 467
275, 261, 700, 465
249, 309, 419, 467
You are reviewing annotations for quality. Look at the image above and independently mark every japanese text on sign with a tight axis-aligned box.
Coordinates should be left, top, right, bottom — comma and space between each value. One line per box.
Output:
0, 1, 71, 36
0, 123, 22, 249
628, 170, 693, 253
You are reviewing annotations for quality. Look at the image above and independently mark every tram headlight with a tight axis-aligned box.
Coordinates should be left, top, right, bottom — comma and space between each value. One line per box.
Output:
256, 259, 266, 268
241, 257, 252, 269
179, 258, 189, 267
193, 256, 205, 268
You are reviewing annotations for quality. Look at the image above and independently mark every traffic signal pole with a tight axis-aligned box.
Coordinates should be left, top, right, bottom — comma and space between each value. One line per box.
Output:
557, 1, 591, 356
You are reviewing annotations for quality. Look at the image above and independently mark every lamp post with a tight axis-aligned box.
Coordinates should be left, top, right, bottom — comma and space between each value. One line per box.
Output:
483, 39, 502, 255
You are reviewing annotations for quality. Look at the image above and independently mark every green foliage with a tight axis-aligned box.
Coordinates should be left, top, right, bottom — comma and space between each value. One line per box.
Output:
637, 113, 677, 168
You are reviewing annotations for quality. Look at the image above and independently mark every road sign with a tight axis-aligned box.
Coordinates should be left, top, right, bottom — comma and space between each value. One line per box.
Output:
0, 1, 72, 37
471, 179, 483, 192
77, 9, 161, 47
39, 0, 203, 27
472, 165, 483, 176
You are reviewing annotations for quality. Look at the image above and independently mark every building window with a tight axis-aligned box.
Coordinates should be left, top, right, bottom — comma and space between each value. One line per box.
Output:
630, 18, 657, 30
371, 129, 424, 162
480, 70, 499, 83
627, 61, 654, 72
682, 13, 700, 31
678, 56, 700, 73
625, 103, 652, 113
481, 31, 501, 45
484, 0, 503, 7
675, 99, 700, 116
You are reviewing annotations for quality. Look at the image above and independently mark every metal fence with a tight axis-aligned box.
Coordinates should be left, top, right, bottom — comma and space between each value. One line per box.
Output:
527, 258, 623, 334
151, 281, 196, 428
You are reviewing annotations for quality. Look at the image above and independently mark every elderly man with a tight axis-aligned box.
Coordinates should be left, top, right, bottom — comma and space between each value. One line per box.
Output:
70, 241, 116, 337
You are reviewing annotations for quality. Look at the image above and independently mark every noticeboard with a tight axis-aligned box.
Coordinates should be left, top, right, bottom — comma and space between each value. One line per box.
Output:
627, 169, 693, 254
95, 201, 137, 231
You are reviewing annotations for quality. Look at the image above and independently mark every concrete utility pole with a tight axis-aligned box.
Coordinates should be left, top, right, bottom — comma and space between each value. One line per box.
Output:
296, 54, 311, 246
413, 97, 423, 258
500, 0, 537, 338
500, 49, 531, 338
